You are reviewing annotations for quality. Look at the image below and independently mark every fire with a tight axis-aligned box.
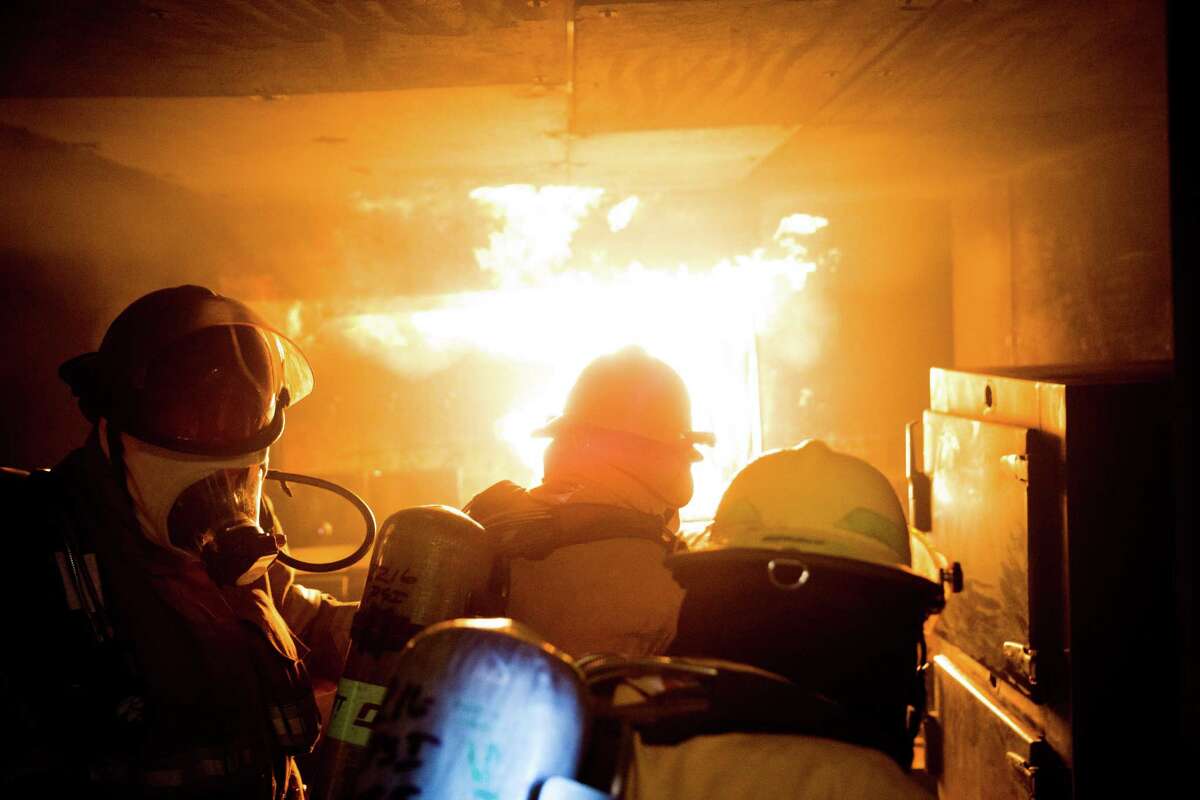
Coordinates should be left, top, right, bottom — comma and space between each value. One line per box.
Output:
469, 185, 604, 286
776, 213, 829, 238
607, 196, 640, 232
343, 186, 827, 522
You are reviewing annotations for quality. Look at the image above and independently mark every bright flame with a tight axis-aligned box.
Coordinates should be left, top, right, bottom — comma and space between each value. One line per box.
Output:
469, 185, 604, 286
775, 213, 829, 238
342, 186, 828, 521
607, 196, 640, 232
348, 313, 409, 349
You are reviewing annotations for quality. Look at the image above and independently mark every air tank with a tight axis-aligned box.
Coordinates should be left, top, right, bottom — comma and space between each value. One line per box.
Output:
309, 505, 495, 799
351, 618, 589, 800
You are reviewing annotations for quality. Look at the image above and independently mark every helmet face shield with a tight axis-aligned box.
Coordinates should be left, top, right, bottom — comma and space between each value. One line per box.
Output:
63, 286, 315, 456
131, 324, 300, 457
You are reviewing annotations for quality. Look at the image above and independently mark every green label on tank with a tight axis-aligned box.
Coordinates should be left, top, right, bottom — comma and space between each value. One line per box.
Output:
327, 678, 388, 746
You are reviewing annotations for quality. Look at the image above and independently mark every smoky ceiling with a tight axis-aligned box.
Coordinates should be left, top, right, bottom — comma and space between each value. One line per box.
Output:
0, 0, 1169, 195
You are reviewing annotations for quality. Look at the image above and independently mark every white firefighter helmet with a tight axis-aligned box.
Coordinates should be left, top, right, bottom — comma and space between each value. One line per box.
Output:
667, 442, 941, 769
689, 440, 911, 567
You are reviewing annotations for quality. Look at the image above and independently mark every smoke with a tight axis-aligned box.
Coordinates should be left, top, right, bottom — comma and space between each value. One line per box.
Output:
0, 124, 245, 466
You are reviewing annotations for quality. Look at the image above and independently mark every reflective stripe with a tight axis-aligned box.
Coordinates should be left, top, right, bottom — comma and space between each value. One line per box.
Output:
834, 507, 907, 560
54, 551, 82, 610
327, 678, 388, 746
272, 709, 290, 737
84, 552, 104, 605
272, 702, 313, 746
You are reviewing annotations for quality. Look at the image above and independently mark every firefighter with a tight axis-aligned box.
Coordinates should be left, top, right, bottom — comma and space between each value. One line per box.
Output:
2, 286, 355, 798
464, 346, 713, 657
606, 440, 941, 798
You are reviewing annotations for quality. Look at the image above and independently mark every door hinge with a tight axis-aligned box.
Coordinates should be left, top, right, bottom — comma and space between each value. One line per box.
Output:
1001, 453, 1029, 483
1006, 750, 1040, 798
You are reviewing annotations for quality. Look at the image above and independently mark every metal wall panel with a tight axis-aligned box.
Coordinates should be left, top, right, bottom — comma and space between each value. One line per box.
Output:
924, 411, 1037, 696
928, 654, 1061, 800
922, 364, 1176, 799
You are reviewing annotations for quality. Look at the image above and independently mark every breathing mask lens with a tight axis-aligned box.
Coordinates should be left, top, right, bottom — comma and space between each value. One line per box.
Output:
167, 464, 279, 586
136, 325, 285, 454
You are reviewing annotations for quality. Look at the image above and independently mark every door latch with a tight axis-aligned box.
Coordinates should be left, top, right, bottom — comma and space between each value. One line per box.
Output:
1002, 641, 1038, 686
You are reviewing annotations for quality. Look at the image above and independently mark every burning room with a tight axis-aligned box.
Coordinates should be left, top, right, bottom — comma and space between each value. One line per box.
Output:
0, 1, 1190, 798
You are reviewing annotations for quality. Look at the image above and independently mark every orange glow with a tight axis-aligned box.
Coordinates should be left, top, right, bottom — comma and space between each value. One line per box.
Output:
468, 185, 605, 286
932, 655, 1038, 743
607, 196, 641, 232
344, 185, 828, 521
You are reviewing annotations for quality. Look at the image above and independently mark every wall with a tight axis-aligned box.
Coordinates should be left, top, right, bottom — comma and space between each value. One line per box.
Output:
951, 125, 1173, 369
0, 126, 236, 467
759, 193, 954, 498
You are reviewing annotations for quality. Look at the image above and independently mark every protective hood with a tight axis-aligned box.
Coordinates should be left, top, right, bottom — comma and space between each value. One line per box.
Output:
542, 427, 695, 528
104, 419, 268, 559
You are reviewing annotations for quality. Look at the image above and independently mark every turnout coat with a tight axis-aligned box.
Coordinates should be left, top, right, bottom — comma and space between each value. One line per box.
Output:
2, 434, 354, 798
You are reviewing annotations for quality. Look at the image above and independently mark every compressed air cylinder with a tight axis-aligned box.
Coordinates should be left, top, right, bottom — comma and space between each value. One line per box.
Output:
310, 505, 494, 800
351, 619, 589, 800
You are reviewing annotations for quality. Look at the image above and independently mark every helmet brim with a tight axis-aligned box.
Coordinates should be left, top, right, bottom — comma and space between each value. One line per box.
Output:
666, 547, 945, 614
533, 416, 715, 462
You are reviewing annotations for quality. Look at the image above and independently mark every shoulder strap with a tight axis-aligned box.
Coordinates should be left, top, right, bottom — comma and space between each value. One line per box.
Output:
487, 502, 677, 560
464, 483, 680, 619
584, 656, 898, 753
27, 467, 115, 644
468, 480, 678, 560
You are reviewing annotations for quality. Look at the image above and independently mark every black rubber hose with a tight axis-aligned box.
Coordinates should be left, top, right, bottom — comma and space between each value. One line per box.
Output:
267, 470, 377, 572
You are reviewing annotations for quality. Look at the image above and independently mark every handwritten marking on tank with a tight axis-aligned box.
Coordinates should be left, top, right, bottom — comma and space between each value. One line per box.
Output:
366, 585, 412, 607
468, 740, 503, 797
478, 652, 513, 686
382, 730, 441, 772
357, 680, 442, 798
390, 681, 435, 720
366, 565, 419, 608
447, 699, 505, 797
454, 699, 500, 732
375, 564, 419, 587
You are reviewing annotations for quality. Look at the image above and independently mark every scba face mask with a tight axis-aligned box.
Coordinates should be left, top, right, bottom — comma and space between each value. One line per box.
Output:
117, 428, 280, 586
69, 297, 376, 585
97, 321, 294, 586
